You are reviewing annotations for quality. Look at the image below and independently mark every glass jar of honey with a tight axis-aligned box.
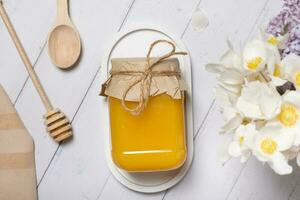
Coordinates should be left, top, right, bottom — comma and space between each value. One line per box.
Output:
102, 56, 187, 172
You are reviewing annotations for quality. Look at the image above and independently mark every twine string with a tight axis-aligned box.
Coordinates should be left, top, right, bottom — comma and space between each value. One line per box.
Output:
117, 39, 187, 115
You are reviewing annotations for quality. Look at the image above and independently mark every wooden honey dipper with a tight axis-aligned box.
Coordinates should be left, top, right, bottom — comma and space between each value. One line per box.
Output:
0, 1, 72, 142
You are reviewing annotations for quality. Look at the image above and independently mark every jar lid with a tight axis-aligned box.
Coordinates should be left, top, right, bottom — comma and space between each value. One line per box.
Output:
102, 57, 186, 102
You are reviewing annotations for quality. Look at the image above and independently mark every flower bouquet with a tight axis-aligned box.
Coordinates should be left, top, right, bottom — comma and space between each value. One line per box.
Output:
207, 0, 300, 175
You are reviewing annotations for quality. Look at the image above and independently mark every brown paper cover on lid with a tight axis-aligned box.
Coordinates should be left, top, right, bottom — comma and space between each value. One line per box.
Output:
102, 57, 186, 102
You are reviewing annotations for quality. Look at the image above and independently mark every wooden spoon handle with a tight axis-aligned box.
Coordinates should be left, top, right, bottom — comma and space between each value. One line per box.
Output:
0, 2, 53, 111
57, 0, 69, 21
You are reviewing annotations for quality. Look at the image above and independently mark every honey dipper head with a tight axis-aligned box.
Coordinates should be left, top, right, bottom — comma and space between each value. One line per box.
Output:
44, 109, 72, 142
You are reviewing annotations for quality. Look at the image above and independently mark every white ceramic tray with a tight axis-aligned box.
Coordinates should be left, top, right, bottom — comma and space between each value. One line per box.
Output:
102, 26, 194, 193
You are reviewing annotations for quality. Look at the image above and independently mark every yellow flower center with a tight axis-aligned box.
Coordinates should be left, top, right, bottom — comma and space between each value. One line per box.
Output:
247, 57, 263, 70
261, 138, 277, 154
239, 136, 245, 145
295, 72, 300, 87
278, 104, 299, 127
267, 36, 279, 45
273, 64, 281, 77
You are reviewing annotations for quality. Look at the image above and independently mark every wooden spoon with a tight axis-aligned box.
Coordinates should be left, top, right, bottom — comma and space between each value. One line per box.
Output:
48, 0, 81, 69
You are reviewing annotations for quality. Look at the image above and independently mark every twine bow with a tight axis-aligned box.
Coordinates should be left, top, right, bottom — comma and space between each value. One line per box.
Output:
103, 40, 187, 115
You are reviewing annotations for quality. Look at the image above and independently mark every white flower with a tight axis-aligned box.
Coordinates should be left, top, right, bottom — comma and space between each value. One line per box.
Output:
262, 32, 288, 50
228, 123, 256, 162
257, 31, 286, 78
217, 69, 244, 94
206, 41, 245, 133
269, 91, 300, 146
206, 40, 243, 73
266, 34, 280, 46
268, 63, 283, 78
253, 124, 293, 175
236, 81, 281, 120
206, 41, 244, 97
266, 42, 282, 78
215, 86, 243, 133
206, 31, 300, 175
214, 85, 238, 107
281, 54, 300, 89
243, 39, 268, 72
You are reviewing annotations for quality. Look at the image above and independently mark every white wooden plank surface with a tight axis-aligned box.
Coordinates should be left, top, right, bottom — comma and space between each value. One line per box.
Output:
2, 0, 300, 199
14, 0, 133, 181
38, 0, 199, 199
37, 71, 110, 199
0, 0, 55, 101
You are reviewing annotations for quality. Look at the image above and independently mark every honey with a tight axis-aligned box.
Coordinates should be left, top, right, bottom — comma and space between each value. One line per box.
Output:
109, 94, 186, 172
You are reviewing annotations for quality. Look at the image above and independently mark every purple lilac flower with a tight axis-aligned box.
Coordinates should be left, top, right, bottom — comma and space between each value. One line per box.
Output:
283, 24, 300, 56
267, 0, 300, 36
267, 0, 300, 56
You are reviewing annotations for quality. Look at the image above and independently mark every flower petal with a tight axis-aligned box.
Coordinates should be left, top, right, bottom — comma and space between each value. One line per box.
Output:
237, 81, 281, 119
269, 75, 287, 87
228, 141, 242, 157
243, 39, 267, 72
218, 133, 233, 164
293, 130, 300, 146
191, 8, 209, 32
218, 82, 241, 94
240, 151, 251, 163
236, 97, 262, 119
220, 115, 243, 133
259, 122, 294, 151
218, 69, 244, 85
283, 91, 300, 108
214, 86, 238, 107
269, 153, 292, 175
259, 86, 281, 119
297, 154, 300, 166
205, 63, 224, 74
221, 106, 238, 121
282, 53, 300, 75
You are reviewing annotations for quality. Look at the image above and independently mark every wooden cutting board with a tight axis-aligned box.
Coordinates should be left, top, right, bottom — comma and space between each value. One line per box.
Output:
0, 85, 37, 200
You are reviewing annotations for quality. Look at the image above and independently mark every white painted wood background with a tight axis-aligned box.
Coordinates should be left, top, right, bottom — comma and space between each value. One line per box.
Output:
2, 0, 300, 199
